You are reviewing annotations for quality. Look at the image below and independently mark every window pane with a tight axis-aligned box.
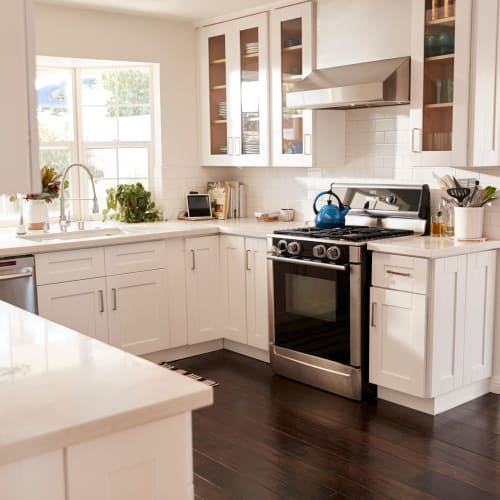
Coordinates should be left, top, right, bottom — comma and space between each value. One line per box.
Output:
39, 148, 71, 174
37, 68, 74, 141
87, 149, 117, 179
91, 179, 117, 218
80, 69, 114, 106
118, 148, 149, 178
82, 106, 118, 141
118, 106, 151, 141
111, 68, 150, 105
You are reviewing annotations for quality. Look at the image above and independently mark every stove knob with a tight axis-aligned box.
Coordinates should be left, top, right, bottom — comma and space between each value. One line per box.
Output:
278, 240, 288, 252
287, 241, 302, 255
326, 245, 341, 261
312, 244, 327, 259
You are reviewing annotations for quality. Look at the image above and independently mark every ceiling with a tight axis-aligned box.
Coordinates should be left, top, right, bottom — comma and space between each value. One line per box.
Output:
37, 0, 277, 23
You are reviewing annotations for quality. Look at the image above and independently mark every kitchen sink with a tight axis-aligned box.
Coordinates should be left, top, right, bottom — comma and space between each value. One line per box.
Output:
19, 227, 128, 242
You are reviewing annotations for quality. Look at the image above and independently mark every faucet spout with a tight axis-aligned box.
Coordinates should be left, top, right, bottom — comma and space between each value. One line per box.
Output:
59, 163, 99, 225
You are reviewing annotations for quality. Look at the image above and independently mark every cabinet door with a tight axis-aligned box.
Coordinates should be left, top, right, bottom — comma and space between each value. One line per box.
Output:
463, 251, 496, 384
199, 13, 269, 167
37, 278, 108, 343
430, 255, 467, 396
107, 270, 169, 355
369, 287, 427, 397
409, 0, 471, 166
245, 237, 270, 351
220, 236, 247, 343
1, 0, 40, 194
270, 2, 314, 167
469, 0, 500, 166
186, 236, 221, 344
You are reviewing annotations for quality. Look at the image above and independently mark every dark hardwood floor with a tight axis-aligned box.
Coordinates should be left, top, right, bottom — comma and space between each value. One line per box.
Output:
173, 350, 500, 500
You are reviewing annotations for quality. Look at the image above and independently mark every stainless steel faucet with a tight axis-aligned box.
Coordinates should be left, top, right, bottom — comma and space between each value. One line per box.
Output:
59, 163, 99, 229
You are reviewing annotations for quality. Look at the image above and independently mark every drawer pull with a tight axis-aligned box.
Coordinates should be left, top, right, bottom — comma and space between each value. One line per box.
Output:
191, 249, 196, 270
246, 250, 251, 271
112, 288, 117, 310
98, 290, 104, 312
386, 269, 411, 278
371, 302, 376, 328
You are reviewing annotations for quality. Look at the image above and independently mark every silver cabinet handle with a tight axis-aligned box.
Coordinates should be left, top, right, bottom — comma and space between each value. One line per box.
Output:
191, 249, 196, 270
386, 269, 411, 277
371, 303, 376, 328
228, 137, 233, 156
304, 134, 312, 155
412, 128, 422, 153
0, 271, 32, 281
234, 136, 241, 156
246, 250, 251, 271
112, 288, 117, 311
98, 290, 104, 313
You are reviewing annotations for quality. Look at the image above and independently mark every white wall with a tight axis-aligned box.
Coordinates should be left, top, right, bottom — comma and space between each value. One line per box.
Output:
35, 3, 215, 219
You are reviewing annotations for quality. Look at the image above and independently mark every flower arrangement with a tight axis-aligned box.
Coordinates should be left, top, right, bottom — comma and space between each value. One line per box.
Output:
24, 166, 68, 203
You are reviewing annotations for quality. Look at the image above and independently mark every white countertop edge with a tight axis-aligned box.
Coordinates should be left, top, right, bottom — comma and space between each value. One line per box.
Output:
0, 388, 213, 467
368, 236, 500, 258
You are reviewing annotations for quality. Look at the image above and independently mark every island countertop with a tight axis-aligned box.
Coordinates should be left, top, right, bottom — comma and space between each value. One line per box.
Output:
0, 300, 213, 467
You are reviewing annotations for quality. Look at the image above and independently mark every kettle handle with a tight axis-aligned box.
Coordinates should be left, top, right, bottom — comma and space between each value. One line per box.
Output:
313, 190, 345, 214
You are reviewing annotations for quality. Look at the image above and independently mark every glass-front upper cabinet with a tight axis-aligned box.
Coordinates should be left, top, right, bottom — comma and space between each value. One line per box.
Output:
270, 2, 313, 167
199, 13, 269, 167
410, 0, 471, 166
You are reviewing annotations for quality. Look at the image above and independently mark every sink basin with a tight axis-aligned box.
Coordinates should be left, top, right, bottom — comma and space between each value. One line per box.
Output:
19, 227, 127, 242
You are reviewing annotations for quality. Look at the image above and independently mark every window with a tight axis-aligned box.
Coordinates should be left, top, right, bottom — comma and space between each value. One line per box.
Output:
35, 57, 156, 221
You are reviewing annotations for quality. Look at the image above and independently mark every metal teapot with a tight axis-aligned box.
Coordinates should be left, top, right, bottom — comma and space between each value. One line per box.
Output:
313, 187, 349, 229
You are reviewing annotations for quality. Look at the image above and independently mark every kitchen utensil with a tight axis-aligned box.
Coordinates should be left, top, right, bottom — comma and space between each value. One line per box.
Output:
313, 188, 349, 229
465, 180, 479, 207
447, 187, 470, 205
452, 176, 462, 188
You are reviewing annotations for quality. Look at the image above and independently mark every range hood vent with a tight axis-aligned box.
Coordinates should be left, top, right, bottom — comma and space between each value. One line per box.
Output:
286, 56, 410, 110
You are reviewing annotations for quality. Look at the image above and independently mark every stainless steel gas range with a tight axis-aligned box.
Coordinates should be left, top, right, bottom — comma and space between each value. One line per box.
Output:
267, 183, 430, 401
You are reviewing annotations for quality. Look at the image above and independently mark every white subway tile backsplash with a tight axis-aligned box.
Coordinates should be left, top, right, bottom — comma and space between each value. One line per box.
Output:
375, 118, 397, 131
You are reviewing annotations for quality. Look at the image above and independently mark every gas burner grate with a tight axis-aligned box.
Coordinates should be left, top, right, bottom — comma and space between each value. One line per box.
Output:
273, 226, 414, 242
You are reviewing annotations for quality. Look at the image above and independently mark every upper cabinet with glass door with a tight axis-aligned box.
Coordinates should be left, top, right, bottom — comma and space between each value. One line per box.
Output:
270, 2, 313, 167
410, 0, 471, 166
199, 13, 269, 167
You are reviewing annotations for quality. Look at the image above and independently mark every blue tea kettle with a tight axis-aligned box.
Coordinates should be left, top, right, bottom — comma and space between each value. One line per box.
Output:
313, 187, 349, 229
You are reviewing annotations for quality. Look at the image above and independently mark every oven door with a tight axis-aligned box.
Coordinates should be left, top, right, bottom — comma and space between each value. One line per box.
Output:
268, 256, 361, 368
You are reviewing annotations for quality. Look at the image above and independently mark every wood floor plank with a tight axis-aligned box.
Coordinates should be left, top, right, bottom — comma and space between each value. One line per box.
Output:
173, 350, 500, 500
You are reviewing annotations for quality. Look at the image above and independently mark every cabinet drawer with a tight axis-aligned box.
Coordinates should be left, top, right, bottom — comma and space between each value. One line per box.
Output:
104, 240, 166, 275
36, 248, 105, 285
372, 252, 428, 294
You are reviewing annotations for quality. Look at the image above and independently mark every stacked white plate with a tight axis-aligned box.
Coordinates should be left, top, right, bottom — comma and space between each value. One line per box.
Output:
245, 42, 259, 55
243, 135, 259, 154
218, 101, 227, 119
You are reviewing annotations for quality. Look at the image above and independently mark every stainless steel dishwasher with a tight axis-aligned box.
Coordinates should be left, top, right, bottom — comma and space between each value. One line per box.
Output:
0, 256, 36, 313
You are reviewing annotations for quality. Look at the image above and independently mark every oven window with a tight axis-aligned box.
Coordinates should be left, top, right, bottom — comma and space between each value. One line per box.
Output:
285, 273, 336, 322
273, 262, 351, 364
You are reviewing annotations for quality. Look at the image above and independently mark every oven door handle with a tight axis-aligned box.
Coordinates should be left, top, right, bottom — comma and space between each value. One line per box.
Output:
267, 255, 349, 272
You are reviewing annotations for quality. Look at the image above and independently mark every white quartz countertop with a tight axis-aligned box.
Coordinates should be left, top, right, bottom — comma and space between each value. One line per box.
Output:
0, 218, 300, 257
0, 301, 213, 467
368, 235, 500, 258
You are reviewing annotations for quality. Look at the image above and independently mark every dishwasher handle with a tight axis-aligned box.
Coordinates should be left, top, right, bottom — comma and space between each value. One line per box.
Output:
0, 271, 33, 281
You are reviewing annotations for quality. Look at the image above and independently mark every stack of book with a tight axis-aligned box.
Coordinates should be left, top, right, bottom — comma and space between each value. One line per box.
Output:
207, 181, 247, 220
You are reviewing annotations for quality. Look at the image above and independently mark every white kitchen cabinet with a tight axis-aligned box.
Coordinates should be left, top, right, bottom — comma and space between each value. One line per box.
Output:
186, 236, 221, 344
37, 241, 170, 356
220, 235, 247, 343
469, 0, 500, 166
37, 277, 109, 343
1, 0, 40, 194
409, 0, 472, 166
199, 13, 269, 166
0, 451, 65, 500
107, 270, 169, 355
369, 287, 427, 397
245, 237, 270, 351
219, 235, 270, 352
370, 250, 496, 414
270, 2, 314, 167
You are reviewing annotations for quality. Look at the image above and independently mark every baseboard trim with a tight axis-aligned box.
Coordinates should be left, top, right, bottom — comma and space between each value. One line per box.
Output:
490, 376, 500, 394
141, 340, 223, 364
378, 379, 491, 415
223, 339, 270, 363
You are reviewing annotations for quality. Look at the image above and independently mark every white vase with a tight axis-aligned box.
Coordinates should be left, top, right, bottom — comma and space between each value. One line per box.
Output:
25, 199, 49, 230
454, 206, 485, 240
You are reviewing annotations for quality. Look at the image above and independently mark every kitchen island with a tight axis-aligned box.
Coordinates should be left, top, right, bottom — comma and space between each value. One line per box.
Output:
0, 300, 213, 500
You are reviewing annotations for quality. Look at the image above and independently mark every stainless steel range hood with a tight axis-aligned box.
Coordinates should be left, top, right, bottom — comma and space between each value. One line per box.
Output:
286, 56, 410, 110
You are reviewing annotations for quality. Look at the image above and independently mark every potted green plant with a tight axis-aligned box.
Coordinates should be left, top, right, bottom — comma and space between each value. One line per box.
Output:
102, 182, 162, 223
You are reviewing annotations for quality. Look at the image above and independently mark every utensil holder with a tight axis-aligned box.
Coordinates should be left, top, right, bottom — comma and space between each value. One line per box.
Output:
454, 207, 484, 240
